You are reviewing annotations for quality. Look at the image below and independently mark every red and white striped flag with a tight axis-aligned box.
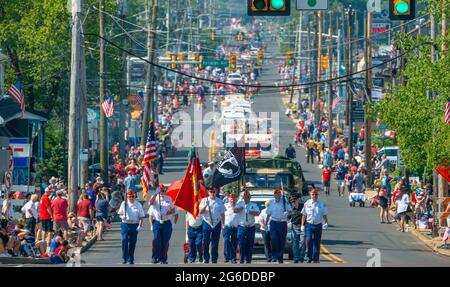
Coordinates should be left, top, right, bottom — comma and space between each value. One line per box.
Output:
445, 99, 450, 124
142, 121, 158, 199
101, 96, 114, 118
332, 95, 344, 111
7, 80, 25, 112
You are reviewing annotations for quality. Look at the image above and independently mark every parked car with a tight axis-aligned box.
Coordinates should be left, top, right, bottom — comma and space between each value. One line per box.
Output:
377, 146, 405, 169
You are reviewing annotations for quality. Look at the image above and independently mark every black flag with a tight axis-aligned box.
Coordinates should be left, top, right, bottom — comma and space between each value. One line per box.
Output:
211, 146, 245, 189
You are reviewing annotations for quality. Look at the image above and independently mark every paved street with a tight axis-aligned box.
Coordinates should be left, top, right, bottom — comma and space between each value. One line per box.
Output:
79, 43, 450, 267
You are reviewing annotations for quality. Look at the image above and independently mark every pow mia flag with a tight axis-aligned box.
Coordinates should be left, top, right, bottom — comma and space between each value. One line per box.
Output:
211, 146, 245, 189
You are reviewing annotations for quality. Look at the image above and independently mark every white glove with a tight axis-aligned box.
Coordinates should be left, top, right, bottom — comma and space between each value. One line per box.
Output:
172, 223, 176, 229
300, 225, 305, 232
136, 225, 142, 232
323, 223, 328, 230
150, 225, 153, 231
283, 211, 289, 217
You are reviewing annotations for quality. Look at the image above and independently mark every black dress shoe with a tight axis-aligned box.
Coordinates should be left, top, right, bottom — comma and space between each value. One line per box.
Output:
294, 260, 299, 263
231, 260, 237, 264
266, 259, 272, 263
245, 261, 251, 264
203, 260, 209, 264
224, 259, 229, 263
278, 260, 284, 264
161, 261, 168, 264
313, 260, 320, 263
212, 260, 218, 264
307, 259, 313, 263
128, 261, 134, 265
122, 261, 127, 264
152, 259, 159, 264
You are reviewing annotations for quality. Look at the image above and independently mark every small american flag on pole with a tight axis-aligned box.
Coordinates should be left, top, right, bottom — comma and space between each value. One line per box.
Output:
101, 96, 114, 118
137, 90, 144, 108
142, 121, 158, 199
332, 95, 344, 111
7, 80, 25, 112
445, 98, 450, 124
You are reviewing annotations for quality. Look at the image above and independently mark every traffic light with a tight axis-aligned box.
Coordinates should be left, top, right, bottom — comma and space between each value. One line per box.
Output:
247, 0, 291, 16
389, 0, 415, 20
198, 55, 204, 70
320, 55, 329, 71
229, 54, 237, 71
287, 51, 294, 66
257, 50, 264, 65
211, 31, 215, 41
171, 54, 177, 69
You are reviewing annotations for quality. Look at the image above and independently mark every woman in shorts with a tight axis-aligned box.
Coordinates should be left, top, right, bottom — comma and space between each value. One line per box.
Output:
378, 187, 390, 224
396, 187, 416, 232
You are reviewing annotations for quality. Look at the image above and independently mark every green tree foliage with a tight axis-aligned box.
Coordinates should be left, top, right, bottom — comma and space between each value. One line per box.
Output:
372, 1, 450, 177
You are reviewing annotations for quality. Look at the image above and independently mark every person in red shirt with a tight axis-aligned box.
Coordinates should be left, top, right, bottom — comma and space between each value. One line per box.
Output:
40, 187, 54, 244
51, 190, 69, 240
322, 167, 332, 196
77, 194, 93, 236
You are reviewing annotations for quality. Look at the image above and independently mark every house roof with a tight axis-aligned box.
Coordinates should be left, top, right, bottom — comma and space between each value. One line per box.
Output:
0, 96, 47, 127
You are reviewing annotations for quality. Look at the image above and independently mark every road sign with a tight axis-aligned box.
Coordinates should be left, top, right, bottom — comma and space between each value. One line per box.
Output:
202, 59, 229, 67
371, 22, 390, 33
352, 101, 365, 123
80, 149, 89, 162
4, 171, 12, 190
297, 0, 328, 10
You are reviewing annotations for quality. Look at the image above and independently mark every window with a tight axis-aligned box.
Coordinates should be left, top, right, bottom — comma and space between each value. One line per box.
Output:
267, 175, 289, 188
245, 174, 266, 188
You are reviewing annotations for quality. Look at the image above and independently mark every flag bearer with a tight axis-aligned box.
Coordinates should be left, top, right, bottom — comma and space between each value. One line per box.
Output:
265, 189, 292, 263
234, 191, 260, 264
199, 187, 226, 264
223, 193, 239, 263
149, 184, 176, 264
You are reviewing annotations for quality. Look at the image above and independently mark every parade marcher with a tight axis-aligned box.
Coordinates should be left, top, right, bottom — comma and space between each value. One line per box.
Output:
21, 194, 39, 237
307, 137, 315, 164
335, 161, 347, 197
289, 196, 306, 263
199, 187, 226, 264
185, 212, 203, 263
265, 189, 292, 263
223, 194, 239, 263
118, 190, 145, 264
149, 184, 176, 264
234, 191, 260, 264
301, 187, 329, 263
258, 200, 272, 262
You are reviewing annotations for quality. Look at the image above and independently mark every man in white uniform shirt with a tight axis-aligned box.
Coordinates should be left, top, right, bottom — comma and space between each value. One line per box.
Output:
118, 190, 145, 265
234, 191, 260, 264
301, 188, 329, 263
185, 212, 203, 263
265, 189, 292, 263
223, 194, 239, 263
148, 184, 176, 264
258, 200, 271, 262
199, 187, 226, 264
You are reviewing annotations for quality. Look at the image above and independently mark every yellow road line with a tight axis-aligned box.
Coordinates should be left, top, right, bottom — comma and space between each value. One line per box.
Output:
321, 244, 346, 263
320, 252, 336, 263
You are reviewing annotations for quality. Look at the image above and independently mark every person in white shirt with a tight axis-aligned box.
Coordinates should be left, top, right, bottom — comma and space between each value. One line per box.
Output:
21, 194, 39, 237
222, 193, 239, 263
265, 189, 293, 263
258, 200, 271, 262
118, 190, 145, 265
234, 191, 260, 264
185, 212, 203, 263
148, 184, 176, 264
199, 187, 226, 264
301, 188, 329, 263
396, 187, 416, 232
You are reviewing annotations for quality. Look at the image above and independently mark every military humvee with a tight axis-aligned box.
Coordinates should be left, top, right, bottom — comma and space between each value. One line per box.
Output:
244, 156, 308, 200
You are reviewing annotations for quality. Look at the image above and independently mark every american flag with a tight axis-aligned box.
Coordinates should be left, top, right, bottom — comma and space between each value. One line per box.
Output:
137, 90, 144, 108
101, 96, 114, 118
445, 98, 450, 124
332, 95, 344, 111
7, 80, 25, 112
142, 121, 158, 199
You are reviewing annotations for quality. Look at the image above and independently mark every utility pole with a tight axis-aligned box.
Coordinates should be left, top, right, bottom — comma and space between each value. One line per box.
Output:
307, 17, 312, 111
141, 0, 158, 147
327, 11, 333, 150
99, 0, 108, 184
345, 6, 354, 163
364, 11, 373, 187
430, 14, 438, 237
80, 28, 88, 187
290, 11, 303, 104
315, 11, 323, 126
118, 0, 128, 160
296, 11, 303, 111
336, 15, 343, 129
68, 0, 82, 212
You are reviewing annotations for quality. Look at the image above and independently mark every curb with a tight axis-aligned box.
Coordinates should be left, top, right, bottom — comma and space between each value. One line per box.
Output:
410, 228, 450, 257
80, 236, 97, 254
0, 257, 52, 265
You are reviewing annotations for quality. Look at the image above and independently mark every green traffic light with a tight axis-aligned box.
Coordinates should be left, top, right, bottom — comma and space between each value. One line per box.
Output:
271, 0, 285, 10
395, 1, 409, 14
253, 0, 266, 9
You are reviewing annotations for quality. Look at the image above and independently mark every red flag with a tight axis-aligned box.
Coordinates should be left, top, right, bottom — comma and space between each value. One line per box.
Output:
167, 148, 206, 219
